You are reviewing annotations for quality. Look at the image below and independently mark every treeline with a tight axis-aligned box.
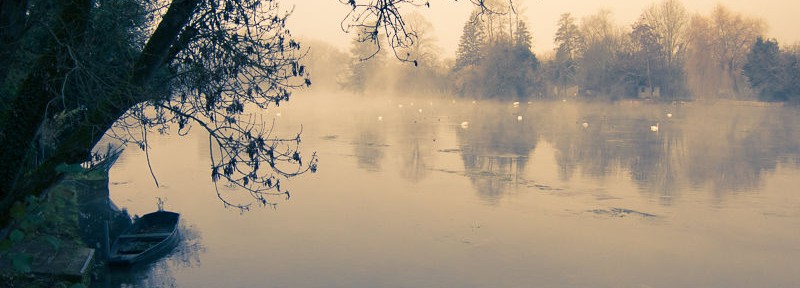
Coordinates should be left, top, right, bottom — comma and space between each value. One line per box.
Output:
319, 12, 451, 95
322, 0, 799, 102
450, 4, 543, 99
533, 0, 796, 101
330, 3, 544, 99
743, 38, 800, 102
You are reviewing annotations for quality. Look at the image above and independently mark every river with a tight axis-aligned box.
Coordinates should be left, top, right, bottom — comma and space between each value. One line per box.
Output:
103, 91, 800, 287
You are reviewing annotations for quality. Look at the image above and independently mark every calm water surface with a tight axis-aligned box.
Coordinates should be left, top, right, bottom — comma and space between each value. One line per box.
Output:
104, 92, 800, 287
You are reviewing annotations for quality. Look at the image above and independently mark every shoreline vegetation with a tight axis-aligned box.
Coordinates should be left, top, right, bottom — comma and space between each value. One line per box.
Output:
0, 165, 130, 287
303, 1, 800, 104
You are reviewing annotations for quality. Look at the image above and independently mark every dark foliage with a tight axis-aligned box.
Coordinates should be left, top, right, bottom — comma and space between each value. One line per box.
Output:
743, 37, 800, 102
0, 0, 319, 217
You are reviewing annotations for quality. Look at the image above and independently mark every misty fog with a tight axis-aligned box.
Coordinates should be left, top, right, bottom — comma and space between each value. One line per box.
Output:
100, 0, 800, 287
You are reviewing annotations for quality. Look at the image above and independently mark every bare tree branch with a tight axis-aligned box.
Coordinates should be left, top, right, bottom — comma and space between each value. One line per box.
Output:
338, 0, 509, 62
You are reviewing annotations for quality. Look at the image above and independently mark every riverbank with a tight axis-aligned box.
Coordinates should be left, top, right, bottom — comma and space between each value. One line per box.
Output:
0, 167, 130, 287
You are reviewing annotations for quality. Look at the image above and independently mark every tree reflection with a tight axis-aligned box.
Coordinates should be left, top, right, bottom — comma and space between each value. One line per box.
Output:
684, 103, 800, 197
353, 121, 387, 172
539, 101, 800, 204
397, 111, 437, 182
454, 103, 538, 203
628, 118, 687, 205
343, 97, 799, 205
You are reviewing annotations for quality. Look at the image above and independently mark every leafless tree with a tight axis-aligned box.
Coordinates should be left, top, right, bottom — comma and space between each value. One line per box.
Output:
338, 0, 507, 62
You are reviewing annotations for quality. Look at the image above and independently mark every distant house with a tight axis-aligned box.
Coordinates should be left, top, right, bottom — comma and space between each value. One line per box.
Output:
553, 85, 580, 98
638, 86, 660, 99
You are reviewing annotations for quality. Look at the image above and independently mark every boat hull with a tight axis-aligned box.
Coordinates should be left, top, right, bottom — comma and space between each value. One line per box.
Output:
108, 211, 180, 265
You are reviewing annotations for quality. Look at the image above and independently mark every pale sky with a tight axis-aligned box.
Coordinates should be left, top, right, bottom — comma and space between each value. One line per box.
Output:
282, 0, 800, 56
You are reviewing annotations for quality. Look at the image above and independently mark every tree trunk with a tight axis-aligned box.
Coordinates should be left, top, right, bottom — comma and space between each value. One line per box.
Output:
0, 0, 200, 223
0, 0, 91, 222
131, 0, 199, 88
728, 61, 740, 97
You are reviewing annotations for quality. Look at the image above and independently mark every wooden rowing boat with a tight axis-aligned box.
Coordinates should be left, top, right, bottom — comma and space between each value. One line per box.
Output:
108, 210, 180, 265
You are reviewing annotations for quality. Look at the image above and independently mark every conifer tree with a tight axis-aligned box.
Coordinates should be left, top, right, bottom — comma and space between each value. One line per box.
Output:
455, 12, 485, 71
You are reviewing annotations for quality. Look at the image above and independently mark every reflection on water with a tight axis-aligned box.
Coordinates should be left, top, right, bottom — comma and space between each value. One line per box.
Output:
482, 100, 796, 203
107, 93, 800, 287
353, 121, 386, 172
397, 110, 437, 182
455, 104, 537, 203
92, 222, 204, 288
345, 97, 799, 204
